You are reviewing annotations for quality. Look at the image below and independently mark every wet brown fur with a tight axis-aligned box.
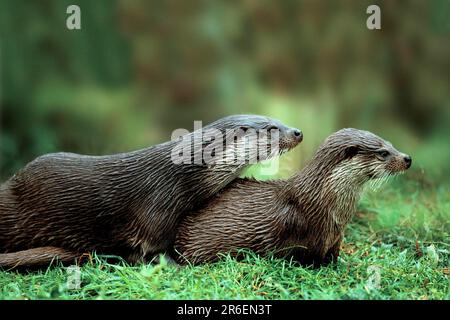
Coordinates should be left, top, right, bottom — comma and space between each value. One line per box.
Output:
0, 115, 302, 268
174, 128, 412, 266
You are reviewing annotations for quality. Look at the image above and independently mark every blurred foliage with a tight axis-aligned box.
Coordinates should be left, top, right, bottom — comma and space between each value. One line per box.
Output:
0, 0, 449, 185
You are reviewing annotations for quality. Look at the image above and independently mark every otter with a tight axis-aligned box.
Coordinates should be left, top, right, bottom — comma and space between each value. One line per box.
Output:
0, 114, 303, 267
174, 128, 412, 266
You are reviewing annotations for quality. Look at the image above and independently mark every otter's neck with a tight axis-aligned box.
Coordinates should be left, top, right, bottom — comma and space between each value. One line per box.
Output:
126, 140, 245, 203
287, 157, 367, 229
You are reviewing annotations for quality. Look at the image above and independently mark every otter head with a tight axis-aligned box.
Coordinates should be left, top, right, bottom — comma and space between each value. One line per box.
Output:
315, 128, 411, 188
298, 128, 412, 226
201, 115, 303, 166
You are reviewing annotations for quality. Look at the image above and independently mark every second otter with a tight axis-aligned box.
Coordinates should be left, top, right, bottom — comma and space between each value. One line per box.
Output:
175, 128, 412, 266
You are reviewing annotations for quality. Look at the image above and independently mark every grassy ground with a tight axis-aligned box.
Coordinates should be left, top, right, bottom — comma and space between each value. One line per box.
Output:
0, 179, 448, 300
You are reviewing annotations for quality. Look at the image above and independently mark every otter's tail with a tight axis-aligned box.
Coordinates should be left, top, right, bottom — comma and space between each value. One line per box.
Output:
0, 247, 81, 269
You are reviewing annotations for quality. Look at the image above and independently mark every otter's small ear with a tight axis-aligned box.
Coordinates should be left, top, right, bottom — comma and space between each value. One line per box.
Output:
344, 146, 359, 159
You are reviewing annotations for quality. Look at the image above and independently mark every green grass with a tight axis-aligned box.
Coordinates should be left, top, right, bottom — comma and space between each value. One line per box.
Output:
0, 179, 448, 300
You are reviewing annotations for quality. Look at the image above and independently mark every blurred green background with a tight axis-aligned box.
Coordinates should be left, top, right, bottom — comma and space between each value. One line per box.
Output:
1, 0, 449, 185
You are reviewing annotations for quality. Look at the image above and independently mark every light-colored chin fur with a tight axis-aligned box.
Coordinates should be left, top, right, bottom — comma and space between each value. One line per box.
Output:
323, 157, 403, 229
366, 162, 403, 192
367, 172, 397, 192
323, 157, 399, 226
323, 158, 369, 227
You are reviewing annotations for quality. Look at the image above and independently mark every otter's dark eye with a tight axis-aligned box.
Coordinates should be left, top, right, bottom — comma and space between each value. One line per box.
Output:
378, 150, 390, 158
239, 126, 248, 132
267, 125, 279, 131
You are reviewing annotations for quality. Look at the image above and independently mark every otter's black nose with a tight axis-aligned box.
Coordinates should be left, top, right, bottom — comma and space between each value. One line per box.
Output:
404, 155, 412, 168
293, 129, 303, 141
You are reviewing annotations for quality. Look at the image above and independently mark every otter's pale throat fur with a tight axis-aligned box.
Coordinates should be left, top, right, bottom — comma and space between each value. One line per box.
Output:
174, 128, 412, 266
0, 115, 303, 267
